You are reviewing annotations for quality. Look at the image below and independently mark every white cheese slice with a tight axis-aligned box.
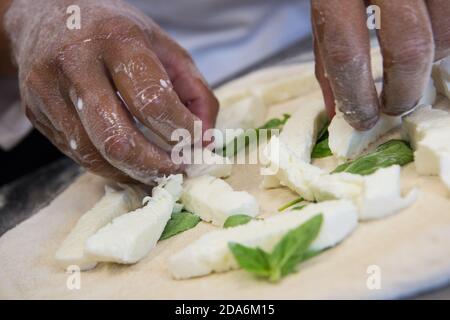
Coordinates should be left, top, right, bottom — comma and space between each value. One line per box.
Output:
401, 105, 450, 150
185, 148, 232, 178
279, 103, 328, 162
260, 104, 326, 190
214, 95, 266, 149
181, 175, 259, 226
85, 175, 183, 264
432, 56, 450, 100
312, 166, 418, 220
416, 78, 437, 107
357, 166, 419, 220
329, 111, 401, 161
54, 185, 144, 270
168, 200, 358, 279
265, 137, 418, 219
311, 172, 364, 203
263, 136, 325, 201
260, 174, 282, 189
214, 63, 316, 103
440, 153, 450, 192
251, 73, 318, 106
172, 202, 184, 214
402, 105, 450, 193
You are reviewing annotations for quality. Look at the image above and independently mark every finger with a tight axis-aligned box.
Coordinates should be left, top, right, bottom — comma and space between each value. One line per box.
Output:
372, 0, 434, 115
23, 69, 133, 183
104, 40, 199, 145
426, 0, 450, 60
151, 30, 219, 132
25, 105, 73, 157
58, 57, 183, 184
313, 22, 336, 120
311, 0, 379, 130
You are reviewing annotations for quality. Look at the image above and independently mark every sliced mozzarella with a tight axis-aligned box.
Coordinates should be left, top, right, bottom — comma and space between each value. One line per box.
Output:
432, 56, 450, 100
329, 111, 401, 161
251, 73, 318, 106
181, 175, 259, 226
279, 103, 327, 162
172, 202, 184, 214
214, 63, 316, 103
311, 172, 364, 203
185, 148, 232, 178
357, 166, 419, 220
265, 137, 418, 219
312, 166, 418, 220
54, 186, 144, 270
168, 200, 358, 279
214, 95, 266, 149
85, 175, 183, 264
440, 153, 450, 191
416, 78, 437, 107
263, 136, 324, 201
260, 104, 326, 190
260, 168, 281, 189
403, 105, 450, 193
402, 105, 450, 149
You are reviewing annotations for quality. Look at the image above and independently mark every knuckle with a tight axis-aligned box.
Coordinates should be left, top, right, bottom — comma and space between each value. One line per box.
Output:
24, 106, 37, 124
178, 47, 194, 63
54, 46, 84, 73
23, 68, 42, 90
95, 16, 147, 44
326, 43, 369, 68
387, 38, 434, 69
102, 134, 135, 162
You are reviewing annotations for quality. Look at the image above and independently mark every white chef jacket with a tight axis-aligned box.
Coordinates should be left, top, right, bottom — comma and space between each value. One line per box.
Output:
0, 0, 311, 150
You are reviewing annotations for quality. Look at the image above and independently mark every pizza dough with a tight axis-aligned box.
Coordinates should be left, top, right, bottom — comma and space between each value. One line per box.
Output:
1, 50, 450, 299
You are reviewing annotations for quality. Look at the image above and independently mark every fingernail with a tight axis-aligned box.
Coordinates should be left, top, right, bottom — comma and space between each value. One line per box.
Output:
344, 112, 379, 131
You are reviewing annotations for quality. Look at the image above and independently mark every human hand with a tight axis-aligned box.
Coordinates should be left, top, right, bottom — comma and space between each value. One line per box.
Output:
4, 0, 218, 184
312, 0, 450, 130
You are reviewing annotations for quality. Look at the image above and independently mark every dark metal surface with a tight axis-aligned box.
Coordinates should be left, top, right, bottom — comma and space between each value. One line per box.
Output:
0, 158, 81, 237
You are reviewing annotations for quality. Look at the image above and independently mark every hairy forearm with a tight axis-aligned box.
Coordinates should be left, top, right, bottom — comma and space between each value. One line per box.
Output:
0, 0, 15, 74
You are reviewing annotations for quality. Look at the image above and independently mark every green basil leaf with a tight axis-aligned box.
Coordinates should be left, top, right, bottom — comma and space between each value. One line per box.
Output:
260, 113, 291, 129
292, 205, 307, 211
311, 137, 333, 158
159, 211, 201, 241
278, 197, 304, 212
269, 214, 323, 281
228, 214, 323, 282
316, 121, 330, 143
219, 114, 291, 157
228, 243, 272, 277
301, 249, 323, 261
332, 139, 414, 176
223, 215, 254, 228
311, 123, 332, 159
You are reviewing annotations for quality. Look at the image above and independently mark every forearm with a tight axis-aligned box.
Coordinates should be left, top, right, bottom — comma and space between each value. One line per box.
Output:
0, 0, 15, 74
